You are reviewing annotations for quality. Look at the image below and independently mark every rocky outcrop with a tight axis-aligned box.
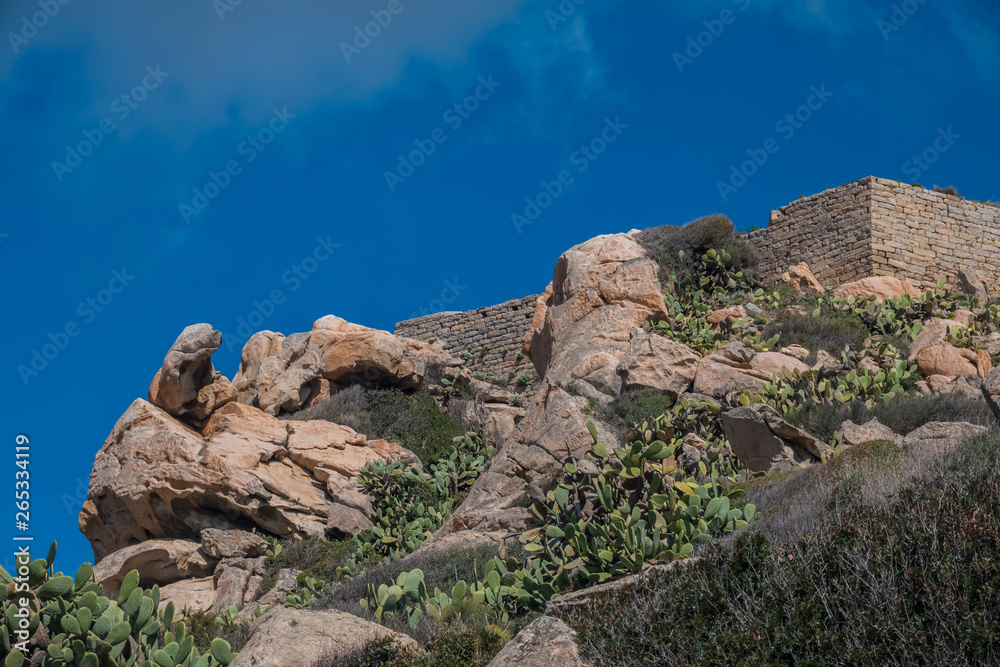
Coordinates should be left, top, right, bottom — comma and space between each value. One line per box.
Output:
92, 539, 215, 590
913, 342, 979, 379
79, 398, 417, 561
232, 331, 285, 405
834, 276, 921, 302
230, 608, 420, 666
617, 328, 698, 397
837, 418, 902, 449
721, 403, 831, 472
902, 421, 989, 452
781, 262, 824, 295
149, 324, 236, 422
159, 577, 217, 616
485, 616, 590, 667
956, 267, 990, 304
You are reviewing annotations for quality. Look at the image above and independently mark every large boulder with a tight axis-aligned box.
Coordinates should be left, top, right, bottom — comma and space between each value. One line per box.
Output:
617, 329, 699, 397
693, 342, 770, 399
248, 319, 457, 416
486, 616, 590, 667
232, 331, 285, 405
79, 399, 417, 561
230, 608, 419, 666
200, 529, 269, 559
913, 342, 978, 379
834, 276, 921, 302
956, 267, 990, 304
721, 403, 832, 472
529, 233, 670, 387
148, 324, 235, 421
92, 540, 215, 590
837, 418, 902, 449
158, 577, 217, 616
781, 262, 824, 295
902, 421, 989, 452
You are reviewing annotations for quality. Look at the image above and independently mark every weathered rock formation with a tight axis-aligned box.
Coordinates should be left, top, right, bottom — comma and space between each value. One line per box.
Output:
721, 403, 832, 472
230, 607, 420, 666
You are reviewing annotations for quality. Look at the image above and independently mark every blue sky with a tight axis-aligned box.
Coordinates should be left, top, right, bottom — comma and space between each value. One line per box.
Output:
2, 0, 998, 571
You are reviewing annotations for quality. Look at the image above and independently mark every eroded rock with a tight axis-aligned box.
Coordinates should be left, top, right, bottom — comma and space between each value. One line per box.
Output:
721, 403, 831, 472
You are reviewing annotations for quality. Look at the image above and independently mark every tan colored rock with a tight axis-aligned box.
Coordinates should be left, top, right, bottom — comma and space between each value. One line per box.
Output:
977, 350, 993, 378
311, 324, 456, 391
148, 324, 236, 421
750, 351, 810, 378
523, 283, 554, 355
902, 422, 989, 453
93, 540, 216, 590
706, 305, 748, 325
858, 356, 882, 375
837, 418, 902, 449
232, 331, 286, 404
721, 403, 831, 473
811, 350, 842, 373
834, 276, 921, 302
529, 233, 669, 385
909, 318, 954, 361
230, 607, 420, 666
257, 568, 301, 606
210, 557, 265, 615
617, 329, 699, 397
693, 342, 770, 399
956, 268, 989, 304
159, 577, 216, 616
485, 616, 590, 667
200, 529, 269, 559
256, 333, 324, 416
781, 262, 824, 295
80, 398, 416, 561
952, 309, 976, 328
914, 342, 977, 379
780, 345, 811, 362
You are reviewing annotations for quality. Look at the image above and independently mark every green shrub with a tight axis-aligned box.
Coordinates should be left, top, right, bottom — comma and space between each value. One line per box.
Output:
601, 389, 675, 439
320, 625, 508, 667
294, 386, 465, 465
560, 429, 1000, 666
763, 309, 869, 359
634, 215, 759, 289
787, 392, 998, 442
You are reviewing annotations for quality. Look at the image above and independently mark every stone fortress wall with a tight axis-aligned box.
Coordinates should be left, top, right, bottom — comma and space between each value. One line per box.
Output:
395, 294, 541, 383
399, 177, 1000, 374
750, 176, 1000, 290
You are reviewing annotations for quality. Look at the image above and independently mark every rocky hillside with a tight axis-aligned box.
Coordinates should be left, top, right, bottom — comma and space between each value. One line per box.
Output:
4, 216, 1000, 666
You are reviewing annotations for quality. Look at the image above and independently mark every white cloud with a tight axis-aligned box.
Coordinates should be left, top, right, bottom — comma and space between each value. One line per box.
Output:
0, 0, 533, 136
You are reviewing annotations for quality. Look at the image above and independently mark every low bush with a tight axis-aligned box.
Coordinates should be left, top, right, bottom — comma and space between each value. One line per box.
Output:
634, 215, 759, 289
561, 429, 1000, 665
786, 391, 998, 442
763, 309, 869, 359
293, 386, 466, 465
319, 625, 507, 667
601, 388, 675, 439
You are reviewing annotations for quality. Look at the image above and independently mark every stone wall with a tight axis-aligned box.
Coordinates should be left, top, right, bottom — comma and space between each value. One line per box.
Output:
749, 176, 1000, 291
395, 295, 541, 383
749, 177, 875, 286
869, 178, 1000, 290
